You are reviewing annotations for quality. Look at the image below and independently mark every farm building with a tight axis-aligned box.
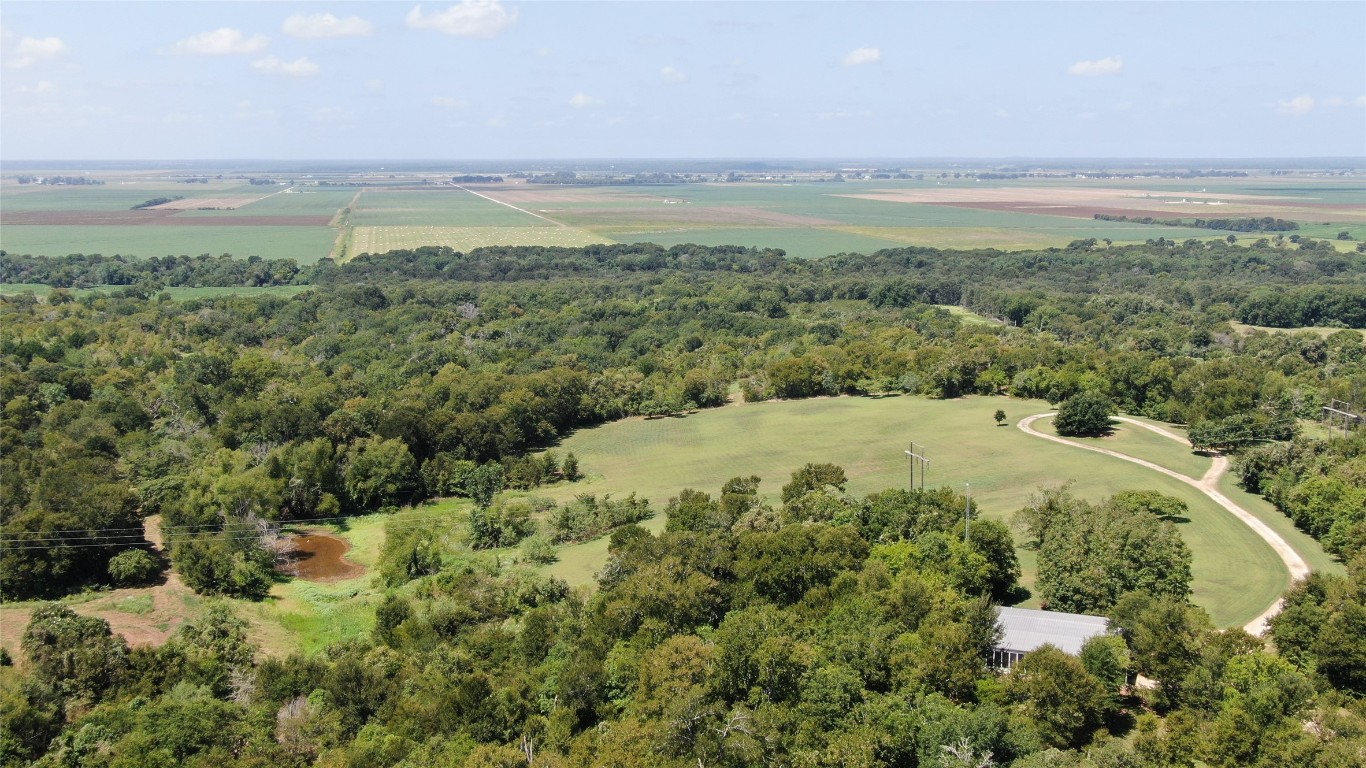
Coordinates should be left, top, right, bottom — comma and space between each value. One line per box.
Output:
991, 606, 1110, 670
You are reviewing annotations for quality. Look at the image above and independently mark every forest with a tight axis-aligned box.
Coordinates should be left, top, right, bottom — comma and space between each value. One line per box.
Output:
1, 241, 1365, 766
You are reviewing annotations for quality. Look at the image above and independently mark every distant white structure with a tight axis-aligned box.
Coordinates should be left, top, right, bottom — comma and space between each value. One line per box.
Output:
991, 606, 1110, 670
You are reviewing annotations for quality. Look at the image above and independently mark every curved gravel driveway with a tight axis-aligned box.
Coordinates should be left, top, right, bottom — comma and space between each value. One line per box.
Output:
1017, 413, 1310, 635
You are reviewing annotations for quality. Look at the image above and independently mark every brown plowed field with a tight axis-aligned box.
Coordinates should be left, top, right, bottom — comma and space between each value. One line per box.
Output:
1, 211, 332, 226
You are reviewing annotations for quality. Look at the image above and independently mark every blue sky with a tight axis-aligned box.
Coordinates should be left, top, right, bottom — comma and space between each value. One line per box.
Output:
2, 1, 1363, 160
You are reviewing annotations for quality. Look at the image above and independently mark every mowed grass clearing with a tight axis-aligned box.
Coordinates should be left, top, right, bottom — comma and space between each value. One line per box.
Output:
349, 225, 612, 256
540, 395, 1331, 627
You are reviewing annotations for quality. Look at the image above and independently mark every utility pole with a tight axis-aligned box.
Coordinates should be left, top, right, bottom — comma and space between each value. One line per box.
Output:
1323, 400, 1361, 439
964, 482, 971, 544
905, 443, 929, 490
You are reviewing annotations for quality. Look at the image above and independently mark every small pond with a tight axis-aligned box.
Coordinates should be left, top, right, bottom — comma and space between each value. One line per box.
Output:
278, 532, 365, 582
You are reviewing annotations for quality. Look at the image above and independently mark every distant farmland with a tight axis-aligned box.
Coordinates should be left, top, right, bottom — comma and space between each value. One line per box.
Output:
4, 172, 1363, 262
348, 225, 611, 256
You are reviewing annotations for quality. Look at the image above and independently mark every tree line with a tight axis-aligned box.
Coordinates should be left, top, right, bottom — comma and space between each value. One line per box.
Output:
1093, 214, 1300, 232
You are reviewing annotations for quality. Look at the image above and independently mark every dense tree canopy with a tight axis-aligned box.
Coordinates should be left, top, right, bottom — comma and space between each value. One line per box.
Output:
1, 241, 1365, 766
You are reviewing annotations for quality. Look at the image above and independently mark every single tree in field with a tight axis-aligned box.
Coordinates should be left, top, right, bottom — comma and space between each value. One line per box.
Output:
1053, 392, 1116, 437
994, 409, 1007, 427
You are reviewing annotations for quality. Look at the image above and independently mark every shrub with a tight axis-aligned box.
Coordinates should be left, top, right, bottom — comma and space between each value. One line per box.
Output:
1054, 392, 1116, 436
107, 548, 160, 586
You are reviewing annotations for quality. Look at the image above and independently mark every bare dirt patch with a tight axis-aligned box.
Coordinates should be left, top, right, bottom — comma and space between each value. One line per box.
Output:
0, 572, 198, 664
278, 532, 366, 583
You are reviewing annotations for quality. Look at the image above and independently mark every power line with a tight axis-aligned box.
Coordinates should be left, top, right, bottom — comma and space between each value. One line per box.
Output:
0, 508, 471, 551
0, 505, 468, 541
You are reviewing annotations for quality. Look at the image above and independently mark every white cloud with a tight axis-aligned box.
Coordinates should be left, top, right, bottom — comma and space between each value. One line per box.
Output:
1276, 95, 1315, 116
994, 108, 1009, 119
232, 100, 278, 120
18, 80, 55, 94
661, 65, 687, 84
535, 47, 552, 57
7, 36, 66, 69
1323, 96, 1346, 107
1114, 101, 1134, 111
431, 95, 469, 108
569, 92, 601, 108
842, 47, 882, 67
283, 13, 374, 39
406, 1, 517, 38
252, 56, 320, 77
816, 108, 872, 121
365, 78, 385, 92
172, 28, 269, 55
1357, 95, 1366, 107
312, 107, 354, 123
1068, 56, 1124, 76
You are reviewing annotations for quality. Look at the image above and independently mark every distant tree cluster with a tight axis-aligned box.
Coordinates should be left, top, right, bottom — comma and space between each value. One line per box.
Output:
529, 170, 683, 185
0, 252, 303, 288
130, 196, 183, 210
1094, 213, 1299, 232
450, 175, 504, 183
14, 175, 104, 185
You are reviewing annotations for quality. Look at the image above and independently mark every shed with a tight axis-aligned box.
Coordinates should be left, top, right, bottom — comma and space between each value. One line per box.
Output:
991, 606, 1110, 670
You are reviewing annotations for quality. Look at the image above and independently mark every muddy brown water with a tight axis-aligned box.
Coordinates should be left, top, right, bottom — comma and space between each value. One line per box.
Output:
278, 532, 365, 582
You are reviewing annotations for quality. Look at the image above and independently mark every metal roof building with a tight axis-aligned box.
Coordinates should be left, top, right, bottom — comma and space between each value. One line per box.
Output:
992, 606, 1111, 670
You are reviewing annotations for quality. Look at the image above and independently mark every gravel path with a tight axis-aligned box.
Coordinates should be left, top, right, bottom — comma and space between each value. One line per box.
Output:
1017, 413, 1309, 635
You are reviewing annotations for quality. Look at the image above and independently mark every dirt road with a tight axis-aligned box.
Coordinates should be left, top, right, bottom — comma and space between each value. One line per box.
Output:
1017, 413, 1309, 635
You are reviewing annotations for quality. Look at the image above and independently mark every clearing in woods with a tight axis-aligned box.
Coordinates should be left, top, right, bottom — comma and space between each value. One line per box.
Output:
534, 394, 1340, 627
0, 395, 1343, 661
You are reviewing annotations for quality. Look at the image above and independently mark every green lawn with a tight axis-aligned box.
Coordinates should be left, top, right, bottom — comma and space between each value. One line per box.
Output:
538, 395, 1328, 627
1035, 417, 1211, 480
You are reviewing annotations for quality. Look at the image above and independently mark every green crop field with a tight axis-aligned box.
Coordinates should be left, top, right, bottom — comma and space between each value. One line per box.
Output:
350, 187, 555, 227
5, 174, 1361, 261
348, 225, 612, 256
533, 395, 1335, 627
0, 180, 261, 212
170, 187, 361, 217
0, 225, 336, 263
